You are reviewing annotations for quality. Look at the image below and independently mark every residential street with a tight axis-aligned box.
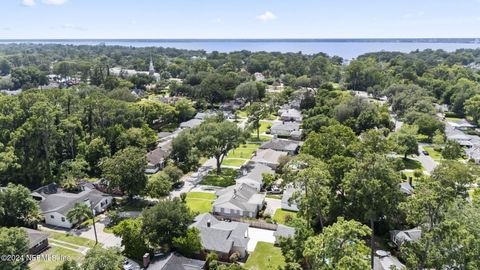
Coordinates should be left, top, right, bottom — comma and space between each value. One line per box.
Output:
413, 144, 438, 173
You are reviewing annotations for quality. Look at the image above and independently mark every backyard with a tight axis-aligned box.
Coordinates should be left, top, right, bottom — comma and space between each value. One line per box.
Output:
185, 192, 216, 214
200, 168, 238, 187
273, 209, 298, 225
221, 143, 261, 168
245, 242, 286, 270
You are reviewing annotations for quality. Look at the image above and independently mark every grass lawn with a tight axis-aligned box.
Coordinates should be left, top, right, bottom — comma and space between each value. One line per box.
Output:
226, 143, 259, 159
185, 192, 216, 214
446, 117, 464, 121
423, 146, 443, 160
245, 242, 286, 270
46, 231, 98, 248
222, 159, 247, 167
258, 121, 273, 134
402, 158, 423, 170
81, 216, 101, 227
273, 209, 298, 225
29, 246, 84, 270
200, 168, 238, 187
248, 135, 273, 142
238, 110, 248, 118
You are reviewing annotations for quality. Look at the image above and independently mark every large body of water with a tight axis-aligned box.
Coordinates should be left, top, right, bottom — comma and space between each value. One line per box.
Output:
1, 39, 480, 59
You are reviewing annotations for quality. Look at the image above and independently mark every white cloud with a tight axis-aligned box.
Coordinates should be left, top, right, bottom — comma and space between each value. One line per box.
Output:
42, 0, 68, 5
257, 11, 277, 22
22, 0, 36, 7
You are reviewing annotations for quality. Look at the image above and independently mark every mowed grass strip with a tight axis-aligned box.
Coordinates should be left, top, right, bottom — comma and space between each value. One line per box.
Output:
186, 192, 216, 214
273, 209, 298, 225
245, 242, 286, 270
29, 246, 84, 270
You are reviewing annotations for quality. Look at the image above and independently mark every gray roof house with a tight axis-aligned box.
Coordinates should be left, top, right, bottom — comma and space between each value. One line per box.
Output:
374, 250, 405, 270
191, 213, 250, 260
237, 163, 274, 191
32, 183, 112, 228
390, 228, 422, 247
274, 225, 296, 243
145, 147, 169, 174
147, 253, 205, 270
281, 184, 300, 212
270, 122, 302, 140
251, 149, 288, 169
260, 139, 301, 155
466, 146, 480, 164
213, 183, 265, 218
280, 109, 303, 122
22, 227, 49, 254
179, 118, 204, 129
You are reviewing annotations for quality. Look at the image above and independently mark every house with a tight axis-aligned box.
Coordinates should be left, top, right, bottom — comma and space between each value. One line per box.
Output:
147, 253, 206, 270
32, 183, 112, 228
145, 147, 169, 174
399, 182, 414, 195
194, 112, 218, 120
254, 72, 265, 82
236, 163, 274, 191
179, 118, 204, 129
280, 109, 303, 122
390, 228, 422, 247
251, 149, 288, 169
157, 132, 173, 142
281, 184, 300, 212
22, 227, 49, 254
259, 139, 301, 155
191, 213, 250, 260
270, 122, 302, 140
374, 250, 405, 270
274, 225, 295, 243
447, 134, 473, 147
213, 183, 265, 218
466, 146, 480, 164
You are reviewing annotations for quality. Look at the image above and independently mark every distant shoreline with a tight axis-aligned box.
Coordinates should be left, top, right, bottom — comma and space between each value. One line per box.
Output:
0, 38, 479, 44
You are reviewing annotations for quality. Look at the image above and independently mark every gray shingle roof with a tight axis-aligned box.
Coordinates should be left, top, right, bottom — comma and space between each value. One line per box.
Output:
251, 149, 288, 166
34, 183, 110, 215
238, 163, 274, 184
191, 213, 249, 253
260, 139, 300, 153
22, 227, 48, 248
147, 147, 169, 166
180, 119, 203, 129
274, 224, 295, 239
147, 253, 205, 270
214, 184, 265, 213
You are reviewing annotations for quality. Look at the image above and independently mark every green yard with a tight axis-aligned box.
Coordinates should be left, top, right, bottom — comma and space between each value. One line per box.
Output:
423, 146, 443, 160
226, 143, 260, 159
402, 158, 423, 170
222, 159, 247, 167
273, 209, 298, 225
185, 192, 216, 214
46, 231, 98, 248
200, 168, 238, 187
29, 246, 84, 270
245, 242, 286, 270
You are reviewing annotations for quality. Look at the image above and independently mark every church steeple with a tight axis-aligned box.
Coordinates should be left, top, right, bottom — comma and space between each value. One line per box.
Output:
149, 56, 155, 76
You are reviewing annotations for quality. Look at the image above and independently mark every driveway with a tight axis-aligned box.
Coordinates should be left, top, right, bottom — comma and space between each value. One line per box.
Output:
70, 215, 122, 248
247, 227, 276, 252
265, 198, 282, 216
413, 144, 438, 173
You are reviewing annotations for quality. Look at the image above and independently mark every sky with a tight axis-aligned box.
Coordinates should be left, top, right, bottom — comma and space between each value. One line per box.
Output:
1, 0, 480, 39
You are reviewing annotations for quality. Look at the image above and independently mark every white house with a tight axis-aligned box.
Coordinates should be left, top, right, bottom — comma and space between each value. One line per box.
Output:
213, 183, 265, 218
281, 184, 300, 212
32, 183, 112, 228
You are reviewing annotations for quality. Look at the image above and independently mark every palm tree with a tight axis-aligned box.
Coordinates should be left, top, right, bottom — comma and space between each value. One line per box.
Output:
66, 202, 98, 244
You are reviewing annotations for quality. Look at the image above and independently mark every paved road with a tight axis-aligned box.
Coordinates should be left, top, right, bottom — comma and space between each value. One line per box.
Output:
247, 227, 276, 252
71, 215, 122, 248
412, 144, 438, 173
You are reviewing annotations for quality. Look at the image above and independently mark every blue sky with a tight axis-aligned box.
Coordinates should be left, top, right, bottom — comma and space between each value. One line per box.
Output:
1, 0, 480, 39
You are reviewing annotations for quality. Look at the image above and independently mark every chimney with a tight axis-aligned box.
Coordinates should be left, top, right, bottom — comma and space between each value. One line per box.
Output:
207, 219, 211, 227
143, 253, 150, 268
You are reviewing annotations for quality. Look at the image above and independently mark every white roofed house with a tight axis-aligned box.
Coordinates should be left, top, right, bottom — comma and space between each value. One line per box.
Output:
32, 183, 112, 228
191, 213, 250, 261
213, 183, 265, 218
281, 184, 300, 212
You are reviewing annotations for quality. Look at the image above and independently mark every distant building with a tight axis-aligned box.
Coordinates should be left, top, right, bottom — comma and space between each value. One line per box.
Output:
191, 213, 250, 260
270, 122, 302, 140
254, 72, 265, 82
179, 118, 204, 129
213, 183, 265, 218
280, 109, 303, 122
466, 146, 480, 164
32, 183, 112, 228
